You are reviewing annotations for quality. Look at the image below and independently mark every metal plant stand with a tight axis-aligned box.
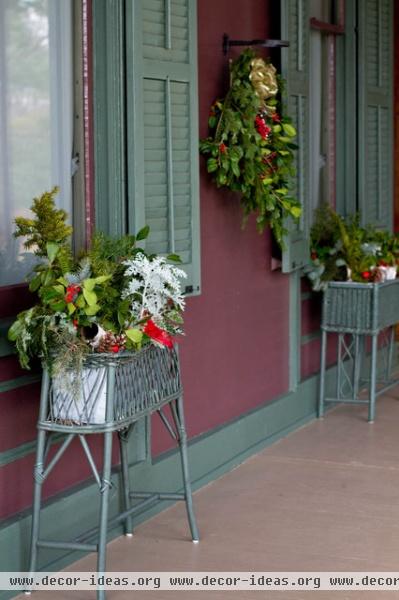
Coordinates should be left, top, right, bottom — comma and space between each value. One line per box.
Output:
27, 345, 199, 599
319, 279, 399, 422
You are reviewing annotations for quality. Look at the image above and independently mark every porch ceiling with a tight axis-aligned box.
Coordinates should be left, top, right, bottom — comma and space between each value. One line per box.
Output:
16, 388, 399, 600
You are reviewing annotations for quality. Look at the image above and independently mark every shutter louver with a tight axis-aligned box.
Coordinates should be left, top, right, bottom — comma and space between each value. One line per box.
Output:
127, 0, 200, 293
358, 0, 393, 230
281, 0, 310, 272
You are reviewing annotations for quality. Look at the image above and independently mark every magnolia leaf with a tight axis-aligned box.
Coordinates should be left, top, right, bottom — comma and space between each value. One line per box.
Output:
85, 304, 100, 316
167, 253, 182, 263
125, 328, 143, 344
282, 123, 297, 137
76, 295, 85, 308
29, 274, 42, 292
67, 302, 76, 315
50, 300, 66, 312
52, 283, 64, 293
83, 278, 96, 292
43, 270, 54, 286
290, 206, 302, 219
207, 158, 218, 173
136, 225, 150, 241
46, 242, 59, 263
231, 162, 240, 177
8, 320, 23, 341
277, 136, 293, 143
83, 288, 97, 306
93, 275, 111, 284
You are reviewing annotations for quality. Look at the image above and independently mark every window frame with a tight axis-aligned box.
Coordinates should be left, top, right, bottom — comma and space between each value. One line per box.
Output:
0, 0, 91, 355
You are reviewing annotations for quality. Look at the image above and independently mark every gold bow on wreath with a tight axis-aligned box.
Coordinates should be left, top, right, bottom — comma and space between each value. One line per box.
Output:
249, 57, 278, 110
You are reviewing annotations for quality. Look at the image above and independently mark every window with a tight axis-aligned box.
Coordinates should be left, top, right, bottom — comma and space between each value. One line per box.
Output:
93, 0, 201, 294
281, 0, 394, 272
0, 0, 73, 286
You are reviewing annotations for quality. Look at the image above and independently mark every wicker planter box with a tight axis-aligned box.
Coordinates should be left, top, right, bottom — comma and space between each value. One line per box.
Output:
322, 278, 399, 334
319, 278, 399, 422
49, 344, 181, 428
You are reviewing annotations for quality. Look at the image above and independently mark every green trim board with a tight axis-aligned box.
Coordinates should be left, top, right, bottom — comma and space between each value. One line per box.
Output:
0, 374, 41, 395
0, 362, 341, 599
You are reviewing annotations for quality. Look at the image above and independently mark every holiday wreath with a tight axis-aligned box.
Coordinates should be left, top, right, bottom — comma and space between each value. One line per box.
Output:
199, 49, 301, 248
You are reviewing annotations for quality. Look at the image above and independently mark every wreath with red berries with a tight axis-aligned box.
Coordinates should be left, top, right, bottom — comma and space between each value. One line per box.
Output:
199, 49, 301, 248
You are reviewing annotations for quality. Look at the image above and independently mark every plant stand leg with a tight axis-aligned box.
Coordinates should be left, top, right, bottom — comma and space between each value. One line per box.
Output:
172, 397, 199, 543
352, 334, 361, 402
26, 370, 50, 594
387, 326, 395, 381
369, 333, 378, 423
97, 430, 113, 600
337, 334, 344, 401
97, 365, 115, 600
118, 426, 134, 536
318, 329, 327, 417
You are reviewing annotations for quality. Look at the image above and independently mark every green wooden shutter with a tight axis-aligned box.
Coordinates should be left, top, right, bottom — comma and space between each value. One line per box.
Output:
126, 0, 201, 294
357, 0, 393, 230
281, 0, 310, 272
93, 0, 127, 237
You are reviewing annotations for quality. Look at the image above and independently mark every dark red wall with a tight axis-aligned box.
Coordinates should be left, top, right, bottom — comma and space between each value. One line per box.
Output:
151, 0, 291, 454
0, 0, 293, 519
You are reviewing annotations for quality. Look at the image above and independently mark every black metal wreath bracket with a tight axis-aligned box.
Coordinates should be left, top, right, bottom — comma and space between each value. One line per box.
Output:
222, 33, 289, 55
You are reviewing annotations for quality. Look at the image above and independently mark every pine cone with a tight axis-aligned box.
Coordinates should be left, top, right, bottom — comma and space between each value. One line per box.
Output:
96, 331, 126, 353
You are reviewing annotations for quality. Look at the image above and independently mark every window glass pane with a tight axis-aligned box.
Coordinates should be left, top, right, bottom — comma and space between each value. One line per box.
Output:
0, 0, 72, 286
309, 0, 336, 23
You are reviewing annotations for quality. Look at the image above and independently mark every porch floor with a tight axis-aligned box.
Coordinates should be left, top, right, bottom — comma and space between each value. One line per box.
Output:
19, 389, 399, 599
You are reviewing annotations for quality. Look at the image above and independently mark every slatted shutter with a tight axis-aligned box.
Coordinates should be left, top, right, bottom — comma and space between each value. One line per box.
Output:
281, 0, 310, 272
357, 0, 393, 230
126, 0, 200, 294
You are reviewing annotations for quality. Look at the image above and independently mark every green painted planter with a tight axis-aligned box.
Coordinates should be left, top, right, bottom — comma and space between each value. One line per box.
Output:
319, 279, 399, 422
321, 279, 399, 334
27, 344, 199, 600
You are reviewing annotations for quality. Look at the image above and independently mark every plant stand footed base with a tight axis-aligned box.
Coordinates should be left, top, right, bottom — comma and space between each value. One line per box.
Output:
26, 345, 199, 600
318, 280, 399, 422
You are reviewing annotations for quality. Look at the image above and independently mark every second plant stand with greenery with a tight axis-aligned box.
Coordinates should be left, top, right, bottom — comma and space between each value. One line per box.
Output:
318, 279, 399, 422
27, 344, 199, 600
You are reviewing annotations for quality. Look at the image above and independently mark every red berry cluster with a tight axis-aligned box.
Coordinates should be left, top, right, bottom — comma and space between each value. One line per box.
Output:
219, 142, 227, 154
255, 115, 271, 140
65, 284, 81, 304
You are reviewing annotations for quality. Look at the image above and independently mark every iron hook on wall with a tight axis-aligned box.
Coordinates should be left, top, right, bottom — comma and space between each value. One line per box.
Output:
223, 33, 289, 55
